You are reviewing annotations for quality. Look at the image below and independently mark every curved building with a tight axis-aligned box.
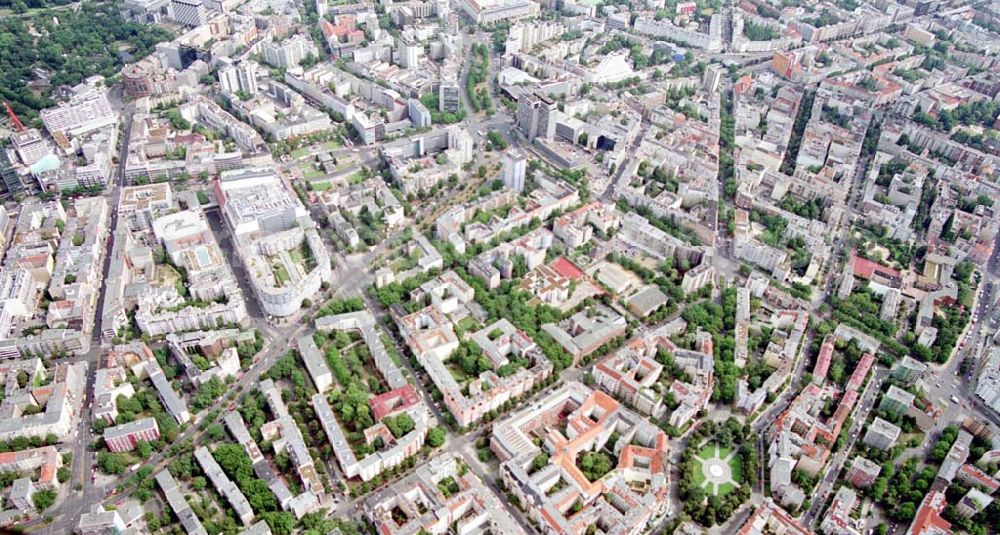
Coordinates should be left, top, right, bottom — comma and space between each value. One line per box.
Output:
215, 167, 332, 317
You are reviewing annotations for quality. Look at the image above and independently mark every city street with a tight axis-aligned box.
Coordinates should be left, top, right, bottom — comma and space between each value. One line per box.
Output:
803, 368, 887, 527
5, 3, 999, 534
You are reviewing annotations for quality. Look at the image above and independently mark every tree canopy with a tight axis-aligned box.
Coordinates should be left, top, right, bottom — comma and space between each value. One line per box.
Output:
0, 1, 173, 122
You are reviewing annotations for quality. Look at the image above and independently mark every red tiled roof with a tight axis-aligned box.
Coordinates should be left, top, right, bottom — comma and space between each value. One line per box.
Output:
909, 490, 952, 535
959, 464, 1000, 493
852, 254, 900, 281
370, 384, 421, 421
813, 336, 834, 381
846, 353, 875, 392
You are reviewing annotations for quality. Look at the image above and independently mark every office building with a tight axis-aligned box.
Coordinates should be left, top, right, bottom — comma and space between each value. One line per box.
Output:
407, 98, 431, 128
879, 385, 915, 415
217, 167, 332, 317
262, 35, 319, 68
77, 509, 128, 534
863, 417, 901, 451
703, 64, 724, 93
438, 79, 461, 112
500, 149, 527, 192
11, 129, 51, 166
892, 356, 928, 385
169, 0, 208, 27
120, 0, 172, 23
845, 456, 881, 488
219, 59, 259, 95
40, 85, 115, 137
458, 0, 539, 25
0, 148, 35, 196
516, 92, 556, 141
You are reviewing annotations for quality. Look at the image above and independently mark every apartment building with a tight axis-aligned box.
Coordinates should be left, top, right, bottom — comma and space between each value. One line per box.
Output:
0, 360, 87, 441
194, 446, 254, 526
155, 470, 208, 535
262, 35, 320, 68
820, 487, 864, 535
314, 311, 429, 482
104, 417, 161, 453
491, 381, 670, 534
0, 446, 62, 489
424, 318, 552, 427
259, 379, 323, 498
863, 417, 902, 451
364, 454, 526, 535
736, 500, 812, 535
296, 334, 333, 393
92, 367, 135, 423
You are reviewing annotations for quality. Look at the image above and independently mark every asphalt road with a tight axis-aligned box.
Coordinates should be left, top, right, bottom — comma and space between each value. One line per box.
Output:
803, 368, 887, 526
28, 16, 992, 535
41, 101, 135, 534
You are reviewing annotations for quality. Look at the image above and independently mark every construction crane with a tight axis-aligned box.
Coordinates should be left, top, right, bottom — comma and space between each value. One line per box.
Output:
3, 101, 25, 132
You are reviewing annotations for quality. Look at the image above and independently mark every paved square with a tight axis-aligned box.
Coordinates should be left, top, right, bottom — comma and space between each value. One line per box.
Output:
694, 444, 741, 496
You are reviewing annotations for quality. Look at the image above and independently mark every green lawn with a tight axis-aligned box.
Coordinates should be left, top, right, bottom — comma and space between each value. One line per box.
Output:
271, 261, 290, 286
728, 451, 743, 483
321, 140, 343, 150
290, 147, 309, 159
696, 445, 717, 461
693, 461, 707, 488
310, 181, 332, 191
446, 361, 471, 385
455, 317, 481, 335
300, 160, 338, 180
691, 443, 743, 497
